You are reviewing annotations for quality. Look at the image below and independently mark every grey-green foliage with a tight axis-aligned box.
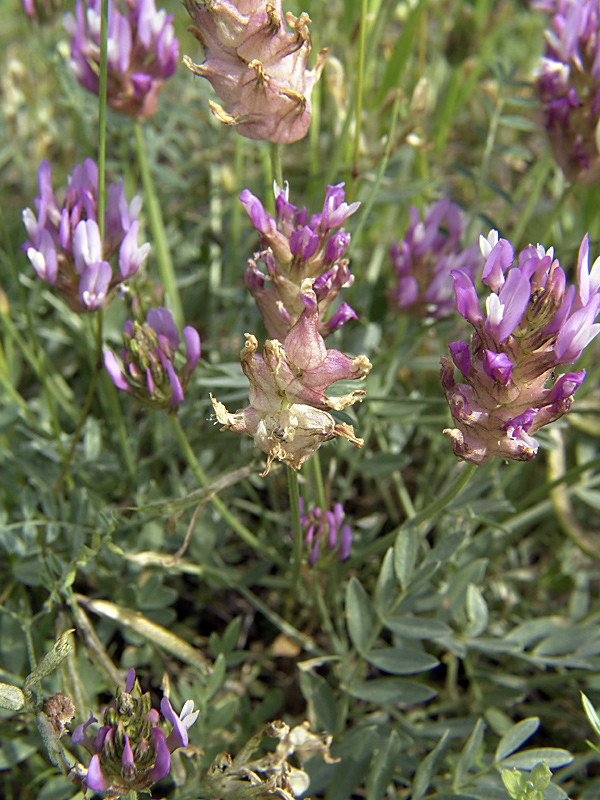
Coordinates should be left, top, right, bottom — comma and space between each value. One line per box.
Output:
329, 521, 576, 799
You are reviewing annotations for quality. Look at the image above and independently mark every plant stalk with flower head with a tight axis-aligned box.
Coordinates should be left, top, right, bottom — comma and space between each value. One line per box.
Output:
389, 199, 482, 319
241, 181, 360, 340
22, 159, 150, 312
71, 668, 198, 796
211, 280, 371, 476
63, 0, 179, 119
441, 230, 600, 463
182, 0, 327, 143
535, 0, 600, 184
104, 307, 201, 412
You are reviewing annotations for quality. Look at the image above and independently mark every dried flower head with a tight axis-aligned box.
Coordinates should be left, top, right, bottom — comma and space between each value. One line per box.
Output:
211, 280, 371, 475
64, 0, 179, 118
242, 181, 359, 340
22, 159, 149, 312
183, 0, 326, 142
441, 230, 600, 463
104, 306, 201, 411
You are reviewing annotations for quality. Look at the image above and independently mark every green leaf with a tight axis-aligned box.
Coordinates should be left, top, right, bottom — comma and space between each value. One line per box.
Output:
394, 527, 419, 590
374, 548, 397, 618
346, 577, 375, 655
299, 671, 338, 733
465, 584, 489, 638
495, 718, 540, 762
498, 114, 537, 131
454, 718, 486, 790
365, 730, 402, 800
346, 677, 437, 705
365, 647, 439, 675
500, 748, 573, 769
375, 0, 428, 105
411, 730, 451, 800
0, 740, 38, 769
582, 692, 600, 740
384, 615, 452, 639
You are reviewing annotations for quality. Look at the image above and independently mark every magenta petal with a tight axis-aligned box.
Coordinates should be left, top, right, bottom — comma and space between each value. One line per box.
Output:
104, 350, 131, 392
183, 326, 201, 373
147, 307, 180, 351
72, 712, 97, 744
452, 269, 484, 325
166, 361, 184, 405
86, 754, 108, 792
161, 697, 187, 750
125, 668, 136, 693
151, 728, 171, 780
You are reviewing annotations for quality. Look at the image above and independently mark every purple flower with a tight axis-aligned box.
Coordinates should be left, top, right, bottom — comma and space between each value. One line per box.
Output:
295, 498, 353, 565
22, 159, 149, 313
182, 0, 326, 143
534, 0, 600, 184
241, 181, 359, 340
388, 200, 482, 319
71, 670, 197, 796
64, 0, 179, 118
441, 230, 600, 463
211, 279, 371, 475
105, 307, 201, 412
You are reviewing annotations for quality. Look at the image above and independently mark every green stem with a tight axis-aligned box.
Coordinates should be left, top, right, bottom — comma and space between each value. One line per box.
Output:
270, 141, 283, 189
288, 466, 303, 600
168, 415, 286, 566
54, 313, 104, 493
311, 451, 327, 512
350, 91, 401, 247
350, 0, 368, 192
358, 463, 478, 560
133, 120, 184, 330
97, 0, 109, 241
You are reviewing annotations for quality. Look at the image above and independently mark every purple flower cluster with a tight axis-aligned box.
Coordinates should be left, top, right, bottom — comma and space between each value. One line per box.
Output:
241, 181, 360, 340
105, 307, 201, 411
64, 0, 179, 119
182, 0, 326, 143
211, 280, 371, 475
389, 199, 482, 319
297, 498, 352, 564
535, 0, 600, 184
72, 668, 198, 795
441, 230, 600, 463
22, 159, 149, 312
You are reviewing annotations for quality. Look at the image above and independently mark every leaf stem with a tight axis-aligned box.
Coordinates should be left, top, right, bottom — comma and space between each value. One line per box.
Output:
133, 120, 184, 330
168, 415, 287, 566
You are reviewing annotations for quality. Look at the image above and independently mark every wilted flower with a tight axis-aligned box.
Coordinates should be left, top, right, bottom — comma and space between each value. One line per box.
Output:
441, 230, 600, 463
182, 0, 326, 143
104, 306, 201, 411
388, 199, 482, 319
22, 158, 149, 312
64, 0, 179, 118
211, 280, 371, 475
296, 498, 352, 564
535, 0, 600, 184
71, 668, 198, 796
241, 181, 359, 340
